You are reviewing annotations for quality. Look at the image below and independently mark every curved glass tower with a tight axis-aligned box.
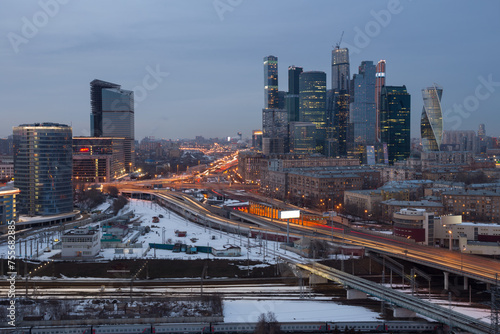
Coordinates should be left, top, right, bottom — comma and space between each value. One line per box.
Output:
13, 123, 73, 216
421, 84, 443, 152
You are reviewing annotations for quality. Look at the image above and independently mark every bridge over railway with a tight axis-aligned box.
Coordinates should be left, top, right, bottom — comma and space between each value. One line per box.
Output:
116, 189, 500, 331
290, 261, 492, 334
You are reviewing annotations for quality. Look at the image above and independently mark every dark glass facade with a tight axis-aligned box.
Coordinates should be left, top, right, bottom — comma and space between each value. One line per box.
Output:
90, 79, 135, 172
375, 60, 386, 142
299, 71, 327, 152
331, 47, 350, 93
380, 86, 411, 164
13, 123, 73, 216
291, 122, 317, 154
263, 56, 279, 109
350, 61, 376, 144
262, 108, 287, 154
333, 90, 350, 157
285, 66, 303, 123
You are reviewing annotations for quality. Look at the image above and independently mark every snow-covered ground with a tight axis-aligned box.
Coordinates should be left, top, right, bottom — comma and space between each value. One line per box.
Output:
0, 198, 493, 323
223, 299, 381, 323
23, 198, 305, 263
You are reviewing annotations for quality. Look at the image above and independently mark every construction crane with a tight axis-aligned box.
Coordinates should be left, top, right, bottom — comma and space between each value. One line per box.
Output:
334, 31, 344, 49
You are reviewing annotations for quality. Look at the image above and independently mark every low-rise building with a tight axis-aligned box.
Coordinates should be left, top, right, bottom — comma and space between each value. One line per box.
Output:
237, 151, 264, 184
102, 224, 129, 238
261, 166, 380, 208
0, 163, 14, 180
0, 183, 19, 232
442, 189, 500, 222
392, 208, 435, 245
61, 227, 101, 257
344, 190, 382, 214
211, 245, 241, 257
381, 199, 443, 222
73, 137, 126, 183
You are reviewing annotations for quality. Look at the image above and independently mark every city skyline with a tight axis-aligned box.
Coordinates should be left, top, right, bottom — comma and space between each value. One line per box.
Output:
1, 1, 499, 140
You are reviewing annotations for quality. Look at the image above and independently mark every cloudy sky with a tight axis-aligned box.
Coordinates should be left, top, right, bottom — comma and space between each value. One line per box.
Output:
1, 0, 499, 141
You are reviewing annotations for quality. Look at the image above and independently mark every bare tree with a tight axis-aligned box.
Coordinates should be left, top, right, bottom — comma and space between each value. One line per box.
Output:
112, 195, 129, 215
104, 185, 119, 197
254, 312, 282, 334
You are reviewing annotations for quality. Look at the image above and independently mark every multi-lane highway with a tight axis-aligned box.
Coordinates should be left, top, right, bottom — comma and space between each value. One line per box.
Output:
142, 188, 500, 286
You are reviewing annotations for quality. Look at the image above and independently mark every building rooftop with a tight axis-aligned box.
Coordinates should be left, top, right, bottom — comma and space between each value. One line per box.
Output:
381, 199, 443, 207
63, 228, 98, 236
17, 122, 70, 128
442, 189, 500, 196
460, 222, 500, 228
0, 183, 19, 195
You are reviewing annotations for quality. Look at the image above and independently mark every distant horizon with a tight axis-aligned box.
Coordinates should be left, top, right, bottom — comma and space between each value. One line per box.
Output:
1, 1, 498, 140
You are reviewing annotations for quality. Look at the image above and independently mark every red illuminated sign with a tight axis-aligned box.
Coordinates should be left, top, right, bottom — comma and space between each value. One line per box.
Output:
79, 147, 89, 152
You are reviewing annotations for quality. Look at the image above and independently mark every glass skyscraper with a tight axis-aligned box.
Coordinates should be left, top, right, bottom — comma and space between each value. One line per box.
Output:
13, 123, 73, 216
299, 71, 327, 152
263, 56, 279, 109
331, 46, 350, 93
285, 66, 303, 123
90, 79, 135, 172
350, 61, 376, 144
290, 122, 317, 154
421, 84, 443, 152
375, 60, 386, 142
333, 90, 350, 157
380, 86, 411, 164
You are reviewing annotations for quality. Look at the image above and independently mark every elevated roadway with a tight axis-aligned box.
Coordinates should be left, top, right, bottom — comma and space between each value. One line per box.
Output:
292, 261, 491, 334
144, 189, 500, 287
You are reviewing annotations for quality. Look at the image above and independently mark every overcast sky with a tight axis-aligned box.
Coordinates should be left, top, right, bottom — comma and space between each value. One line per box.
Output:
1, 0, 499, 141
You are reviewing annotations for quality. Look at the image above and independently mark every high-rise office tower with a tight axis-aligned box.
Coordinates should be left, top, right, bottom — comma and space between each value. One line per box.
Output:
332, 46, 350, 93
277, 91, 286, 110
13, 123, 73, 216
380, 86, 411, 164
262, 108, 287, 154
285, 66, 303, 123
262, 56, 286, 154
263, 56, 279, 109
478, 124, 486, 137
299, 71, 327, 153
290, 122, 317, 154
252, 130, 263, 150
421, 84, 443, 152
333, 91, 350, 157
375, 60, 386, 142
350, 61, 376, 144
90, 79, 135, 172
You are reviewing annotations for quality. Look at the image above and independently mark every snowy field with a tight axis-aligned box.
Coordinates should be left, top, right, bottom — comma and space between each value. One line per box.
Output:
223, 299, 381, 323
19, 198, 305, 263
0, 198, 493, 323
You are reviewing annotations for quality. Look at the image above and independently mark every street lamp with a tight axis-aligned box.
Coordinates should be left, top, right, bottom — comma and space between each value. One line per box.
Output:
448, 230, 453, 251
461, 245, 467, 271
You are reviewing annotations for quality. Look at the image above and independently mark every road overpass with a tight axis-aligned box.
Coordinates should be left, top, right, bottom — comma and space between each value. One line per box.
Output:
289, 261, 491, 334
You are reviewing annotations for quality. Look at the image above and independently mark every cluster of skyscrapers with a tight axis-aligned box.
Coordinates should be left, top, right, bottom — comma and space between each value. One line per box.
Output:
260, 46, 442, 165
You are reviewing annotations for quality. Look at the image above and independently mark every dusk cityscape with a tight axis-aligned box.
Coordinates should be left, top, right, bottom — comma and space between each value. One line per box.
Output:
1, 1, 500, 333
